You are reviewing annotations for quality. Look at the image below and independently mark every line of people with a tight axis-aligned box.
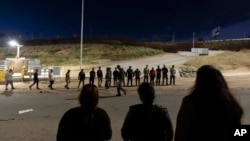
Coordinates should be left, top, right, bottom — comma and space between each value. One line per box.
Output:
84, 64, 177, 88
57, 65, 244, 141
4, 64, 176, 91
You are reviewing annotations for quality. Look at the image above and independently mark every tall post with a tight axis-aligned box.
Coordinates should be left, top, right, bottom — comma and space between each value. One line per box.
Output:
193, 32, 195, 48
16, 45, 20, 59
80, 0, 84, 69
16, 44, 23, 59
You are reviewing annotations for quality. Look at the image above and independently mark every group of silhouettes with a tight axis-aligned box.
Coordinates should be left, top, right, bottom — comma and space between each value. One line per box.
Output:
56, 65, 244, 141
87, 64, 177, 88
27, 64, 176, 91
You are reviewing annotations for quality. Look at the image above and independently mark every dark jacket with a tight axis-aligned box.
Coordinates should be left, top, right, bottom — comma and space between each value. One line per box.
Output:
122, 104, 173, 141
78, 71, 85, 80
57, 107, 112, 141
33, 71, 39, 81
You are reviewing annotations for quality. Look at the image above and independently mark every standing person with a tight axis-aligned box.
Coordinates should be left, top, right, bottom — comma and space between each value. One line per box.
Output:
162, 65, 169, 85
149, 67, 155, 85
126, 66, 134, 86
134, 68, 141, 86
48, 69, 55, 90
78, 69, 85, 89
170, 65, 176, 85
113, 68, 119, 86
174, 65, 244, 141
143, 65, 149, 83
64, 69, 70, 89
105, 67, 112, 89
116, 68, 126, 96
5, 69, 15, 90
156, 65, 162, 85
97, 67, 103, 87
29, 68, 40, 90
57, 84, 112, 141
121, 83, 174, 141
89, 68, 95, 85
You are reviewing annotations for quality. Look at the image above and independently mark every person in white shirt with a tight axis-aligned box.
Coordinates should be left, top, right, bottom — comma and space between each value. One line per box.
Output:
170, 65, 176, 85
143, 65, 149, 83
5, 69, 15, 90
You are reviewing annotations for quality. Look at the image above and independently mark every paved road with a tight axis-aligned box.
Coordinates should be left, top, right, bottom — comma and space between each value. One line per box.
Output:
1, 51, 250, 141
0, 79, 250, 141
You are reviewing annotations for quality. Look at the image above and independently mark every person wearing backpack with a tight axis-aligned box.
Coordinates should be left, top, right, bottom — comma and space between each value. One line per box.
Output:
121, 83, 173, 141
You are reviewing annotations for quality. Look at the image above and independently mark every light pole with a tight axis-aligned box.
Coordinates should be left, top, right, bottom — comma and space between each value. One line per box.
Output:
193, 32, 195, 48
9, 40, 23, 59
80, 0, 84, 69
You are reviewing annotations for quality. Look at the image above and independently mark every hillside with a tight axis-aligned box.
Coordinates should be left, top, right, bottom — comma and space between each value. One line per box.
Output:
1, 39, 250, 72
0, 43, 164, 66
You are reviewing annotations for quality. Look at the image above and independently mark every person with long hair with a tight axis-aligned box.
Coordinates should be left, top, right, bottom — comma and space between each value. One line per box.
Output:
57, 84, 112, 141
122, 82, 173, 141
174, 65, 243, 141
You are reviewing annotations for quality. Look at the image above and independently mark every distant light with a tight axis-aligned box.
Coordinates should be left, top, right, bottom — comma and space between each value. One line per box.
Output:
9, 40, 18, 46
8, 40, 23, 59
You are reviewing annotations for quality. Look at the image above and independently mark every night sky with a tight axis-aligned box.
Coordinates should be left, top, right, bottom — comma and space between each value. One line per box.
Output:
0, 0, 250, 41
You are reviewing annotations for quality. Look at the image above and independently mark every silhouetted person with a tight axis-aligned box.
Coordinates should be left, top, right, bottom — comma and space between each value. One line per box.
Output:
156, 65, 162, 85
170, 65, 176, 85
48, 69, 55, 89
29, 69, 40, 90
113, 68, 119, 86
64, 69, 70, 89
149, 67, 155, 85
134, 68, 141, 86
78, 69, 85, 89
5, 69, 15, 90
126, 66, 134, 86
97, 67, 103, 87
89, 68, 95, 85
116, 68, 126, 96
57, 84, 112, 141
143, 65, 149, 83
162, 65, 168, 85
122, 83, 173, 141
105, 67, 112, 89
174, 65, 244, 141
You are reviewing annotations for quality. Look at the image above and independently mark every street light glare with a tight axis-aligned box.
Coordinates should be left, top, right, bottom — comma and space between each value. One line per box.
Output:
9, 40, 18, 46
8, 40, 23, 59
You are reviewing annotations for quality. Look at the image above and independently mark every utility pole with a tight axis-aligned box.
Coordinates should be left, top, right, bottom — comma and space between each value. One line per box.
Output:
80, 0, 84, 69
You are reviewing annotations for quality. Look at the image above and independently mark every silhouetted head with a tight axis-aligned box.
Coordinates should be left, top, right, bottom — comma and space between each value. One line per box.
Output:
117, 65, 120, 69
138, 82, 155, 105
191, 65, 244, 123
192, 65, 229, 96
79, 84, 99, 114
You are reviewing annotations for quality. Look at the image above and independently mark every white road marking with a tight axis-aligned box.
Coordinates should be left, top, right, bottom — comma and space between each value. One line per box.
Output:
18, 109, 34, 114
